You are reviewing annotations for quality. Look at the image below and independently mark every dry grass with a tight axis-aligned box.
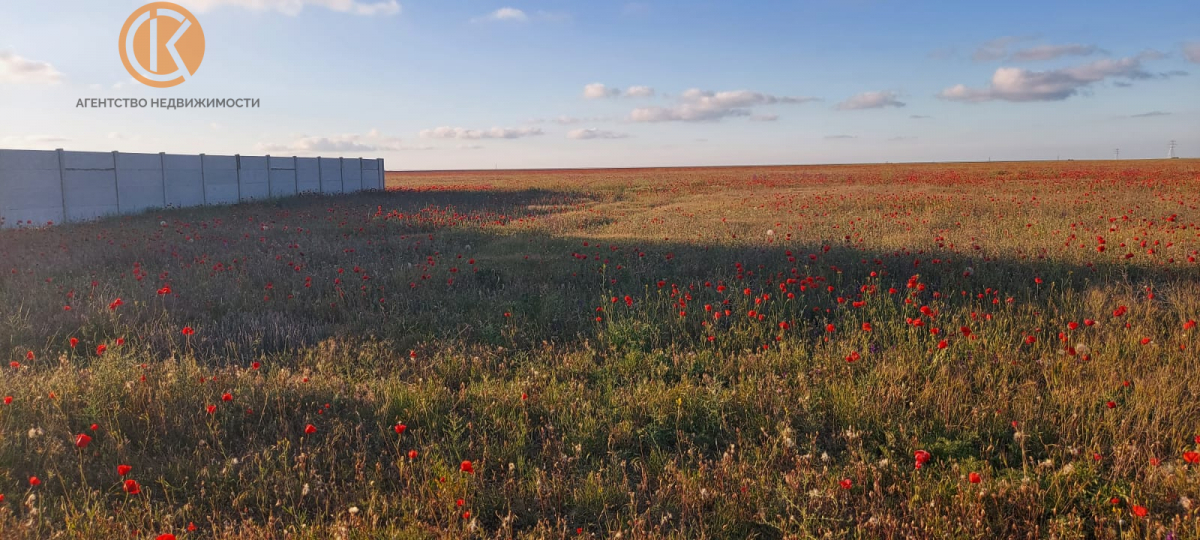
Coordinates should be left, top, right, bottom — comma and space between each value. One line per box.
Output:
1, 159, 1199, 539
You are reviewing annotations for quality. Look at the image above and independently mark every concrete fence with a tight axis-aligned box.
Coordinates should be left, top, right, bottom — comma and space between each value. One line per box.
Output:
0, 149, 385, 228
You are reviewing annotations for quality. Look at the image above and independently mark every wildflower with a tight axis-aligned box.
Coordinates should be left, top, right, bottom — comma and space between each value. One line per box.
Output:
304, 424, 317, 435
914, 450, 931, 469
118, 464, 132, 476
839, 478, 852, 489
75, 433, 92, 448
968, 472, 981, 484
123, 479, 140, 494
460, 460, 475, 474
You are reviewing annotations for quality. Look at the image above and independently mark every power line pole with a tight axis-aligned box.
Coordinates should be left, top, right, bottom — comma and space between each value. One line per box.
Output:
1169, 140, 1177, 159
1114, 148, 1120, 160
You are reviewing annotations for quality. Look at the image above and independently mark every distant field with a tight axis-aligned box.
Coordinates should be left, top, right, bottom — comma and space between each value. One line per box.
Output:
2, 159, 1199, 538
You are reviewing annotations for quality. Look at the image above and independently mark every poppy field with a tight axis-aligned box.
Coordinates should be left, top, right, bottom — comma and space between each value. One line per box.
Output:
1, 159, 1199, 539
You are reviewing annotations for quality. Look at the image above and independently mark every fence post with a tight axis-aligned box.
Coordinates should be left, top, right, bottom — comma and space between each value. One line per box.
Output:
112, 151, 122, 213
317, 157, 324, 194
56, 148, 67, 224
235, 154, 242, 202
159, 152, 167, 207
200, 153, 207, 205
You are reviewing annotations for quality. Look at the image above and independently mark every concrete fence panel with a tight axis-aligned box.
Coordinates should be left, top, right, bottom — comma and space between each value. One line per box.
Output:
202, 154, 239, 205
296, 157, 321, 193
238, 155, 270, 202
342, 158, 363, 192
62, 151, 119, 222
362, 158, 382, 190
0, 149, 65, 227
115, 152, 166, 213
164, 154, 204, 208
0, 148, 385, 228
319, 158, 343, 194
269, 156, 298, 198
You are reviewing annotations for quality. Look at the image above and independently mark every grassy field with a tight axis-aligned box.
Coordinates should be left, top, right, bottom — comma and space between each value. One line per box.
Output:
1, 159, 1199, 539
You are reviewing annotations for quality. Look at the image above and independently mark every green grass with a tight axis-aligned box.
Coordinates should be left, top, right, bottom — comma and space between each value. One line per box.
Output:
1, 160, 1198, 539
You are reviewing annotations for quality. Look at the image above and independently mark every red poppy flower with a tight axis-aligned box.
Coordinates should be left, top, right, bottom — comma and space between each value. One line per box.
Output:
408, 450, 418, 459
1106, 401, 1116, 409
69, 338, 78, 349
1132, 505, 1147, 518
251, 362, 261, 370
393, 423, 406, 434
838, 478, 852, 489
222, 393, 232, 402
9, 361, 18, 370
118, 464, 132, 476
157, 535, 177, 540
304, 424, 317, 435
75, 433, 92, 448
205, 405, 216, 414
123, 479, 141, 494
25, 351, 34, 360
3, 396, 11, 405
181, 327, 195, 336
29, 476, 40, 487
968, 472, 981, 484
460, 460, 474, 474
914, 450, 931, 469
1184, 451, 1200, 464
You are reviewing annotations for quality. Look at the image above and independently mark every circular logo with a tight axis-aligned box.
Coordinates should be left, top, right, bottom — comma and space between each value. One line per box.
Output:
119, 2, 205, 88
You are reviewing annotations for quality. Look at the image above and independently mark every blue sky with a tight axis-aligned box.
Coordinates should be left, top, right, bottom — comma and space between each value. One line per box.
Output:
1, 0, 1198, 169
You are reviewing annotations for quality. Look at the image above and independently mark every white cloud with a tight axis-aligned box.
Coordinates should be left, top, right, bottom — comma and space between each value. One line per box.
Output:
629, 89, 818, 122
0, 50, 63, 84
0, 135, 69, 147
1009, 44, 1102, 62
184, 0, 401, 16
257, 130, 406, 153
472, 8, 569, 23
836, 91, 905, 110
567, 128, 630, 140
824, 135, 856, 140
482, 7, 527, 21
625, 86, 656, 98
1185, 42, 1200, 63
1130, 111, 1170, 118
583, 83, 622, 99
583, 83, 655, 99
419, 126, 544, 140
749, 114, 779, 122
972, 35, 1036, 62
939, 52, 1170, 103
